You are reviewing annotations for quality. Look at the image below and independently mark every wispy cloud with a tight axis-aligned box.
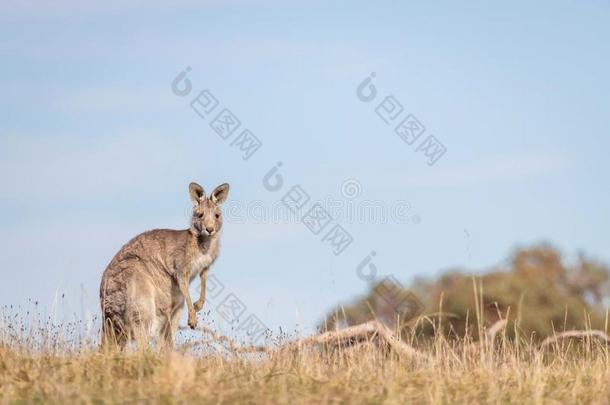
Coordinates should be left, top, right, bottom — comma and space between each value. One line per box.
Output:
344, 152, 569, 190
0, 0, 288, 22
404, 153, 567, 187
0, 131, 189, 201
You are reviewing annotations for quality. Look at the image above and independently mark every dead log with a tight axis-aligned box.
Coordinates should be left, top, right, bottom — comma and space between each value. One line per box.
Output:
540, 330, 610, 348
179, 321, 427, 360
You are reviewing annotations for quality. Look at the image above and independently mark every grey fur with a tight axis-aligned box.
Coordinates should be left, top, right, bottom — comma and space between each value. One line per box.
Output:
100, 182, 229, 349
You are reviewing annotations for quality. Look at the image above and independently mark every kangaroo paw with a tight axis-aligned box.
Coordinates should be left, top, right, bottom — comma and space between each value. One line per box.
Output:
188, 312, 198, 329
193, 299, 205, 312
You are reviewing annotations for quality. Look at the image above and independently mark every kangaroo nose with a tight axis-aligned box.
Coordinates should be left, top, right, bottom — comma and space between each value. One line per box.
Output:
206, 227, 215, 234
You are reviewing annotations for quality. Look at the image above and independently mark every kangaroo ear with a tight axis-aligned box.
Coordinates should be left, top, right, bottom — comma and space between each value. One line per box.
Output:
211, 183, 230, 204
189, 182, 205, 203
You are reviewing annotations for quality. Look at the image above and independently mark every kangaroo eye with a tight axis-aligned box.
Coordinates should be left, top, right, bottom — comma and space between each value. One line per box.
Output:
215, 213, 220, 219
197, 213, 203, 218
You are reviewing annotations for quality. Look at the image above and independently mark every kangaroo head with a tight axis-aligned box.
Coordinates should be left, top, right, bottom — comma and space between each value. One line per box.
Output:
189, 182, 230, 236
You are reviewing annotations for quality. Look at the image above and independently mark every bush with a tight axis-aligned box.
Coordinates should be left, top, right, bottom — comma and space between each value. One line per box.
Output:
322, 244, 610, 341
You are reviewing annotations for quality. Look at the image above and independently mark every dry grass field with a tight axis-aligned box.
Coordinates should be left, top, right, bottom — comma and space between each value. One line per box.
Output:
1, 312, 609, 404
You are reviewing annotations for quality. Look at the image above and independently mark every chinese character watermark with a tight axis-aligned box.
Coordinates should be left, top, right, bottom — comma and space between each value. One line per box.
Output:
356, 72, 447, 166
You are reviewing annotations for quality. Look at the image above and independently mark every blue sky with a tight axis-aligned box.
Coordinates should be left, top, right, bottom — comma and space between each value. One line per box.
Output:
1, 0, 609, 339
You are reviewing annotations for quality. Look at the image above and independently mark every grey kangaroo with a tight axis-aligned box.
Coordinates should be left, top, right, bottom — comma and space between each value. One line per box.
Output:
100, 182, 229, 349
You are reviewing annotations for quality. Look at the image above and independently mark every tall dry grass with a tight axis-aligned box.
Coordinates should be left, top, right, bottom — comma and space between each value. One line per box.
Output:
1, 287, 609, 404
1, 320, 609, 402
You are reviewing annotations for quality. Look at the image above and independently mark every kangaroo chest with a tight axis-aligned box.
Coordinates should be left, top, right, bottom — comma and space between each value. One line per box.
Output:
189, 251, 215, 280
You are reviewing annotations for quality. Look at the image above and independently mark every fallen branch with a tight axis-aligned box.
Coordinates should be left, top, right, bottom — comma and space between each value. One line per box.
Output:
180, 320, 427, 359
486, 319, 508, 344
178, 325, 268, 353
540, 330, 610, 348
292, 321, 427, 359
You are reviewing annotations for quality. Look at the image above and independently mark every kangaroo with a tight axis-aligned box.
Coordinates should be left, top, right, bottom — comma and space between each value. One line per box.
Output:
100, 182, 229, 349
